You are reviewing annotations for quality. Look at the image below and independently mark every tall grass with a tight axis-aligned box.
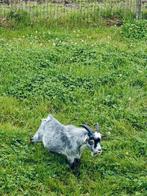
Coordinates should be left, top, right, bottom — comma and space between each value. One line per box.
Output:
1, 6, 136, 29
0, 0, 139, 29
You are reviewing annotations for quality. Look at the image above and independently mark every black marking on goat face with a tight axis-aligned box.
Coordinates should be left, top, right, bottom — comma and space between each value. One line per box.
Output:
94, 138, 101, 148
88, 140, 94, 146
88, 138, 101, 148
88, 135, 102, 154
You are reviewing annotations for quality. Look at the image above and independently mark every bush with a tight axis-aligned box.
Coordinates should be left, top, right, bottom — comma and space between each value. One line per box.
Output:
142, 10, 147, 20
7, 10, 30, 26
101, 8, 134, 20
122, 20, 147, 39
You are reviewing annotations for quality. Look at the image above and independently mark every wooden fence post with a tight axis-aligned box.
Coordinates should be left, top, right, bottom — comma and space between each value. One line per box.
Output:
136, 0, 142, 19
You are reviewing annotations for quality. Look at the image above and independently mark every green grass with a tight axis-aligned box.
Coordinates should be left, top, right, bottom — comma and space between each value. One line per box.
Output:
0, 25, 147, 195
0, 1, 136, 28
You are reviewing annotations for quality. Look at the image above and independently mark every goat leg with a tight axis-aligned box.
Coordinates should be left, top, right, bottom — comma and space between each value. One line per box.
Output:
70, 158, 80, 170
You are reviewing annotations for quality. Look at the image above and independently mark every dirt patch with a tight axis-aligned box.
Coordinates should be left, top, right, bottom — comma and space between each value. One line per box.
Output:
0, 17, 14, 28
105, 16, 123, 27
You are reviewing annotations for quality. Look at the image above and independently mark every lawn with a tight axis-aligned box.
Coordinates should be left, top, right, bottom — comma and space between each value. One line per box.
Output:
0, 25, 146, 195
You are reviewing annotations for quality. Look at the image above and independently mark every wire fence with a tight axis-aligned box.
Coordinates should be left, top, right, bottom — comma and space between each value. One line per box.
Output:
0, 0, 147, 23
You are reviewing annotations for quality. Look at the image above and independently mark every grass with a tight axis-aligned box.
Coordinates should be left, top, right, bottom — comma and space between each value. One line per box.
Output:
0, 24, 147, 195
0, 0, 136, 27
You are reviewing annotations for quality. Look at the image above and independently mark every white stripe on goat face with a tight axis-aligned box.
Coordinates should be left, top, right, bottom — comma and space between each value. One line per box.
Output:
93, 142, 102, 154
94, 132, 101, 139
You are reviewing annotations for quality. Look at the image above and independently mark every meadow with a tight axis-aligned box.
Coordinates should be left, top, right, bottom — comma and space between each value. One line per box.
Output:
0, 19, 147, 195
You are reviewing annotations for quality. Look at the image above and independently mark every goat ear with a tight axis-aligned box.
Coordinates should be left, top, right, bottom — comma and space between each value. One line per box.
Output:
95, 123, 100, 132
83, 135, 89, 143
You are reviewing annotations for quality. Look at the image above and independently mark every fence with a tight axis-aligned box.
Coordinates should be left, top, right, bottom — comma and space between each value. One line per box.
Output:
0, 0, 147, 25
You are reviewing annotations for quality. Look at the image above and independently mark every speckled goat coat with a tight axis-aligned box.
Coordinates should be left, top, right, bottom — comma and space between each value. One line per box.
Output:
31, 115, 102, 167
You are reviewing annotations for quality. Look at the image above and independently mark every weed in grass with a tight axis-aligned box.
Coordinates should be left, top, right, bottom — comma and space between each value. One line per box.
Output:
122, 20, 147, 40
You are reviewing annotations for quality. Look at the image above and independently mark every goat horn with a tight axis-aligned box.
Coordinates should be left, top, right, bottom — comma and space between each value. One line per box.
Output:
81, 124, 94, 138
95, 123, 100, 132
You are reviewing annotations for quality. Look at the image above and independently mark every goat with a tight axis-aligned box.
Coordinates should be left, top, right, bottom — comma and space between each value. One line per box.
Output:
31, 115, 102, 169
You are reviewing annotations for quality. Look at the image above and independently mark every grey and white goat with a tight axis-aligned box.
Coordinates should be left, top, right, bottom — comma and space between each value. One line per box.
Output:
31, 115, 102, 168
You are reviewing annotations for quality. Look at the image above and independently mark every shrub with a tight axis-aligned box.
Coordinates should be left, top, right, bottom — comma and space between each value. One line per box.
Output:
101, 8, 134, 20
7, 10, 30, 26
142, 10, 147, 19
122, 20, 147, 39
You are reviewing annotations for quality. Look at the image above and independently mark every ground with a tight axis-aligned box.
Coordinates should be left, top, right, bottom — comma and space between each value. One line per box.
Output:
0, 26, 146, 195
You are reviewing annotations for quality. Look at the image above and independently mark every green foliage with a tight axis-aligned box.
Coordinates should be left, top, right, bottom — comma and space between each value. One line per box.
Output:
0, 26, 146, 195
1, 3, 135, 29
122, 20, 147, 39
101, 8, 134, 20
7, 10, 31, 26
142, 10, 147, 19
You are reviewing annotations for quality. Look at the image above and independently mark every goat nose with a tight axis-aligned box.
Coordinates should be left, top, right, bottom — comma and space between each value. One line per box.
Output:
97, 149, 102, 153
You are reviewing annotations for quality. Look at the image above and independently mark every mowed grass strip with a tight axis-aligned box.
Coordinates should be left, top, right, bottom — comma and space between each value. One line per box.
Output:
0, 26, 146, 195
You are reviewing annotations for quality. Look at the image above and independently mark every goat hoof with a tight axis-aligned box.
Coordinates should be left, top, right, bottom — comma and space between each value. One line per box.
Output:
70, 162, 75, 170
70, 158, 80, 170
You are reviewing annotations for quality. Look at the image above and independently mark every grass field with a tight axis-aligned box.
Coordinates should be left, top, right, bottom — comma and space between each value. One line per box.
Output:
0, 0, 137, 22
0, 24, 147, 195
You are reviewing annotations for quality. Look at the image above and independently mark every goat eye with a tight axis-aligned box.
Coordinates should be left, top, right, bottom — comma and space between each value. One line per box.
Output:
88, 140, 94, 145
